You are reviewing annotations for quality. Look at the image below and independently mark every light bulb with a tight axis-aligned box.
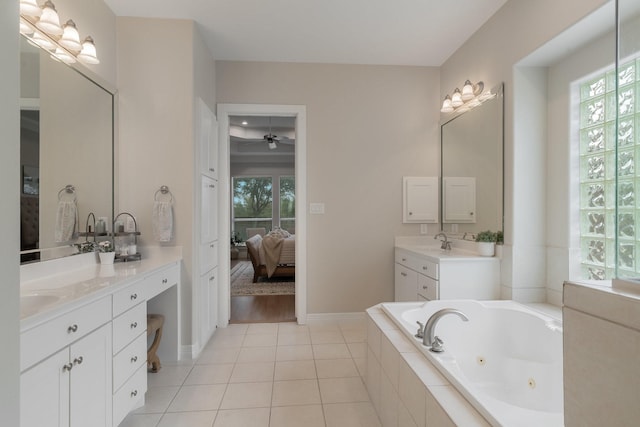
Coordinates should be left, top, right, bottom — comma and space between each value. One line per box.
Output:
440, 95, 454, 113
451, 88, 463, 108
59, 20, 81, 52
20, 0, 42, 18
461, 80, 474, 101
77, 36, 99, 64
36, 1, 63, 36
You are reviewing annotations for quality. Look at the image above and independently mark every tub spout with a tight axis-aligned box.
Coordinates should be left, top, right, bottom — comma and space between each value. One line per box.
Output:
422, 308, 469, 351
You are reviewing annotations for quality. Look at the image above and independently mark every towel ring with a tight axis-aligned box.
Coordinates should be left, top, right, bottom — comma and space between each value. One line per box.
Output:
57, 185, 77, 202
154, 185, 173, 203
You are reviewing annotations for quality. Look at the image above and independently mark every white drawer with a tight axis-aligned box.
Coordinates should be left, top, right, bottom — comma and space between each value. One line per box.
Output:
200, 240, 219, 275
146, 264, 179, 298
113, 280, 145, 317
395, 250, 439, 279
21, 296, 111, 371
418, 274, 438, 300
113, 364, 147, 427
113, 332, 147, 392
113, 302, 147, 355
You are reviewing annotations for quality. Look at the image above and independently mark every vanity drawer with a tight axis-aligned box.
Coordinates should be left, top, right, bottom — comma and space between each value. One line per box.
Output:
418, 274, 438, 301
113, 280, 145, 317
145, 264, 180, 297
21, 296, 111, 371
113, 332, 146, 392
113, 364, 147, 427
113, 302, 147, 355
200, 240, 219, 275
395, 250, 439, 280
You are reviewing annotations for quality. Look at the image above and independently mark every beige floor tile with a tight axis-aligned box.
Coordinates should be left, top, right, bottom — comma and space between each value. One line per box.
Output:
213, 408, 271, 427
184, 363, 234, 385
323, 402, 382, 427
338, 318, 366, 330
354, 358, 367, 379
247, 323, 279, 335
272, 379, 321, 407
237, 346, 277, 363
310, 331, 345, 344
312, 343, 352, 359
196, 347, 240, 365
220, 381, 273, 409
208, 333, 245, 349
119, 413, 163, 427
275, 345, 314, 361
342, 328, 367, 343
277, 332, 311, 346
315, 358, 359, 378
132, 386, 180, 414
215, 324, 249, 336
230, 361, 275, 383
319, 377, 370, 403
274, 360, 317, 381
243, 333, 278, 347
147, 365, 193, 388
269, 405, 325, 427
166, 384, 226, 412
277, 322, 309, 334
307, 321, 341, 333
347, 342, 367, 359
157, 410, 217, 427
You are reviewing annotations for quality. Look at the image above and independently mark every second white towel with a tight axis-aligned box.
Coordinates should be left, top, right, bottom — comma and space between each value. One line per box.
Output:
55, 200, 77, 242
152, 200, 173, 242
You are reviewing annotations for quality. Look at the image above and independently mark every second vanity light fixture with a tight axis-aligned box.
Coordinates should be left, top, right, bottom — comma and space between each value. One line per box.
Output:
19, 0, 100, 65
441, 80, 494, 114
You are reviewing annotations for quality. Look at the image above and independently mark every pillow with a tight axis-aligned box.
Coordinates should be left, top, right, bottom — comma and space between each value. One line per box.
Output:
269, 228, 290, 238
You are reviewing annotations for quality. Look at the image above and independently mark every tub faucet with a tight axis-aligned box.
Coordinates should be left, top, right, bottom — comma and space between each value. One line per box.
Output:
434, 232, 451, 250
423, 308, 469, 352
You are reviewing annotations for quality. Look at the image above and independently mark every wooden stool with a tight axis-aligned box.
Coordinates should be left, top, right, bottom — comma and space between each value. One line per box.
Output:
147, 314, 165, 372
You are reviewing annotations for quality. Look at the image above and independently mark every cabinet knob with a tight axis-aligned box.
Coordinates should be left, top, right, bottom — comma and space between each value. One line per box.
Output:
67, 324, 78, 333
131, 390, 138, 397
162, 278, 168, 284
401, 272, 407, 277
62, 363, 73, 372
423, 286, 428, 290
210, 243, 215, 248
402, 258, 407, 262
130, 293, 138, 300
73, 356, 83, 365
409, 212, 413, 216
209, 167, 215, 172
131, 322, 138, 329
422, 266, 428, 271
209, 184, 215, 188
131, 356, 138, 363
209, 275, 215, 281
470, 212, 474, 216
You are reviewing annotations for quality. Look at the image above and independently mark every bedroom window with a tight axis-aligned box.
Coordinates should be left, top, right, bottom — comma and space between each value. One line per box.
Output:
579, 59, 639, 279
233, 176, 273, 240
280, 176, 295, 233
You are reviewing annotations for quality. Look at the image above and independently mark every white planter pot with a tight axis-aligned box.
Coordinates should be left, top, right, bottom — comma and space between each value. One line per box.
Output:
477, 242, 495, 257
99, 252, 115, 264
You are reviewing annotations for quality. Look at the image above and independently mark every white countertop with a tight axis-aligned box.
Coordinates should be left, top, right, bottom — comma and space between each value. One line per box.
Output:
395, 235, 499, 262
20, 247, 182, 331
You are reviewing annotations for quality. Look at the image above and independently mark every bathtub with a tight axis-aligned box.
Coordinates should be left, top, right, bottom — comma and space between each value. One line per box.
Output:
380, 300, 563, 426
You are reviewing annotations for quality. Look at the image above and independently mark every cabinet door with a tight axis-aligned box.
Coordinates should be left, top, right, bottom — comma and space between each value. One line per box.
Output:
403, 177, 438, 223
201, 175, 218, 243
197, 98, 217, 178
443, 177, 476, 223
70, 323, 112, 427
21, 348, 70, 427
209, 267, 218, 334
208, 118, 219, 180
199, 267, 218, 347
395, 263, 418, 302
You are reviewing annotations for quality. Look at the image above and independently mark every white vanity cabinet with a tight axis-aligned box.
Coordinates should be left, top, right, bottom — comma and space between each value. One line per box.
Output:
394, 247, 500, 302
20, 299, 112, 427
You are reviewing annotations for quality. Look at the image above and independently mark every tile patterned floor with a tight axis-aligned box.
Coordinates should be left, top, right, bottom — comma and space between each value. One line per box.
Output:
120, 318, 381, 427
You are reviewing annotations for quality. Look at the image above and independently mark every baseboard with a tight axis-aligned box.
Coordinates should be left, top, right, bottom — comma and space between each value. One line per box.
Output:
181, 345, 196, 361
306, 312, 366, 322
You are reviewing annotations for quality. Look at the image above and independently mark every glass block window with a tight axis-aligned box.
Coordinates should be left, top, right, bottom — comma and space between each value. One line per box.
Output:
579, 59, 640, 279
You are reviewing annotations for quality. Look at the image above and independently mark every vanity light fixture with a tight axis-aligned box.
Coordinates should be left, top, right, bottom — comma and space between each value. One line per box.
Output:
440, 80, 494, 114
19, 1, 100, 66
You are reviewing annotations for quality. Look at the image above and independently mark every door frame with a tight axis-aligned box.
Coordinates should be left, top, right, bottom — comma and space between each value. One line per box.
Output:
217, 103, 307, 326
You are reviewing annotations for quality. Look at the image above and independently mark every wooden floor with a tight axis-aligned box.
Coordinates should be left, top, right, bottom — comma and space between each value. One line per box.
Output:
230, 295, 296, 323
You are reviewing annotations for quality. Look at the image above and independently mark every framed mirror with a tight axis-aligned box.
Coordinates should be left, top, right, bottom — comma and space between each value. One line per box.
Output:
440, 83, 504, 235
20, 36, 115, 263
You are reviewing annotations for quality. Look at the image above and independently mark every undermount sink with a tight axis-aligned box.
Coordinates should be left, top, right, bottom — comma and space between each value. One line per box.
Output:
21, 294, 61, 317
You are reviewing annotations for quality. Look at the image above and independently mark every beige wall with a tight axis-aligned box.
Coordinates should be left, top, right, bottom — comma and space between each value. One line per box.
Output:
441, 0, 610, 302
1, 0, 21, 422
217, 62, 440, 313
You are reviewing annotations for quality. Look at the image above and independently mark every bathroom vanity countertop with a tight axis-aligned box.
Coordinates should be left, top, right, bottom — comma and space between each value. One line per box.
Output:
20, 248, 182, 331
396, 244, 497, 262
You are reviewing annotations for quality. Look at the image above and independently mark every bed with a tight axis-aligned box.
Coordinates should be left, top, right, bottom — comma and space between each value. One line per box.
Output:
245, 231, 295, 283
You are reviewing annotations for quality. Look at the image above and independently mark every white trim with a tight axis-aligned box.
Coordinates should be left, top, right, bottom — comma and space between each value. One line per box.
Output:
181, 345, 196, 361
306, 312, 366, 322
217, 104, 308, 326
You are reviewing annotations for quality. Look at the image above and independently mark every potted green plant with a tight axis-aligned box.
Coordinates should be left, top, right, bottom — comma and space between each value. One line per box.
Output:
98, 240, 115, 264
230, 232, 243, 260
475, 230, 496, 257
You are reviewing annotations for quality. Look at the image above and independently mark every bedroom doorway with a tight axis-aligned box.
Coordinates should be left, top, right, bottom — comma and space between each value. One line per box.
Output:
217, 104, 307, 326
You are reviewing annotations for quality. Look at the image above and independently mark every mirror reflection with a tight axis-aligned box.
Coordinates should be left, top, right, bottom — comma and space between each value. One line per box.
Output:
20, 37, 114, 263
440, 84, 503, 234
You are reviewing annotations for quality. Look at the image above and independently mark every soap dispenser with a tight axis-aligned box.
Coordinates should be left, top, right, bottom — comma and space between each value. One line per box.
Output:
95, 218, 106, 235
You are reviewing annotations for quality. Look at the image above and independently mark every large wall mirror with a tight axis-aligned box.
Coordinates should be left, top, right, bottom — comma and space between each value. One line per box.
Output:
440, 83, 504, 234
20, 36, 114, 263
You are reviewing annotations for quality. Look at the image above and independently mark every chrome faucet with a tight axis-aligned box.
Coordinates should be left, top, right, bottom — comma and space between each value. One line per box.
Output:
422, 308, 469, 352
434, 232, 451, 250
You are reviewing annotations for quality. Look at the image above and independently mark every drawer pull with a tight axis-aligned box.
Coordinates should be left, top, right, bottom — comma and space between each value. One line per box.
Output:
131, 322, 138, 329
67, 324, 78, 333
210, 243, 215, 248
422, 266, 428, 271
62, 363, 73, 372
130, 293, 138, 301
209, 167, 215, 172
131, 390, 138, 397
209, 275, 215, 281
162, 278, 168, 284
209, 184, 215, 188
131, 356, 138, 363
423, 286, 428, 290
73, 356, 83, 365
402, 258, 407, 262
401, 272, 407, 277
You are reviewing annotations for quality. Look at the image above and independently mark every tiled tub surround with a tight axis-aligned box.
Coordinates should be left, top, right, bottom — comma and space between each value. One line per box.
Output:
366, 301, 564, 426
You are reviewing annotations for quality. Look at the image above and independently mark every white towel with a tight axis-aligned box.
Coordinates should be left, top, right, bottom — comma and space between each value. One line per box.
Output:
152, 200, 173, 242
54, 200, 77, 242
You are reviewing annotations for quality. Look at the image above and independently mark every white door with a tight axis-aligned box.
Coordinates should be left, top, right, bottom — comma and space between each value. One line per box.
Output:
403, 177, 438, 223
443, 177, 476, 223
